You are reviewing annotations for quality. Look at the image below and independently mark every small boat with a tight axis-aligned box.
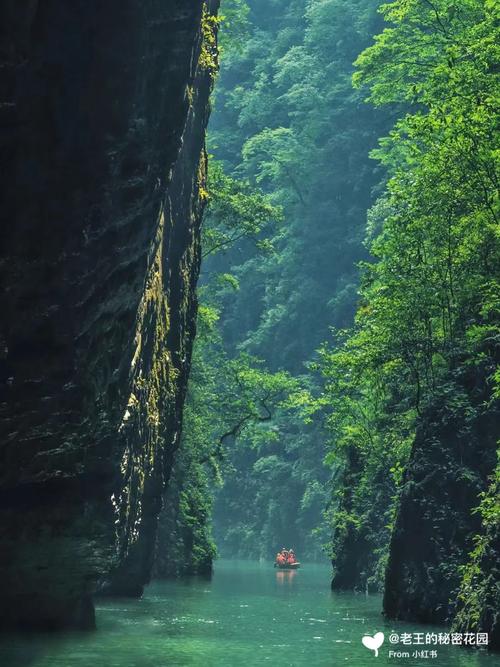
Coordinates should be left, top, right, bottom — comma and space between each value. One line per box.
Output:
275, 548, 300, 569
274, 561, 300, 569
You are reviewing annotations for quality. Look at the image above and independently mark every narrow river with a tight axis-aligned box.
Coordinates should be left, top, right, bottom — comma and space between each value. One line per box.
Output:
2, 560, 498, 667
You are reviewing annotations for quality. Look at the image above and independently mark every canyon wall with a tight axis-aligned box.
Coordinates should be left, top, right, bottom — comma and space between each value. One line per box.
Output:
384, 366, 499, 647
0, 0, 217, 630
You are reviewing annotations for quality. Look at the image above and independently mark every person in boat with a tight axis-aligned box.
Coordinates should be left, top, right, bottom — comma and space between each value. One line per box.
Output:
287, 549, 296, 565
275, 548, 289, 567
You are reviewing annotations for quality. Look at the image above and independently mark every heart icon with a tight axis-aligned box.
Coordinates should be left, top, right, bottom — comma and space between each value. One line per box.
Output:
362, 632, 385, 657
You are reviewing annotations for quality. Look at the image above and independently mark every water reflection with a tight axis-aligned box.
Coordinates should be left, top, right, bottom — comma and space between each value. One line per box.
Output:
0, 561, 497, 667
275, 569, 297, 585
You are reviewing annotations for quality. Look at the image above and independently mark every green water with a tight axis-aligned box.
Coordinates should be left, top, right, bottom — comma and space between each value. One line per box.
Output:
1, 560, 498, 667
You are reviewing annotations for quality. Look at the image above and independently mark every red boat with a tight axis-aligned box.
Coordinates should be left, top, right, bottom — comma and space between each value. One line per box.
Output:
274, 548, 300, 569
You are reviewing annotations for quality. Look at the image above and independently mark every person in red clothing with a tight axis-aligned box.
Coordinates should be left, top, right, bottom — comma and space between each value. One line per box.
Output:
276, 551, 286, 566
287, 549, 296, 565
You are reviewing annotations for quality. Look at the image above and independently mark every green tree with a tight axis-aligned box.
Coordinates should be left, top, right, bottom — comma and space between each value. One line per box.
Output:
321, 0, 499, 639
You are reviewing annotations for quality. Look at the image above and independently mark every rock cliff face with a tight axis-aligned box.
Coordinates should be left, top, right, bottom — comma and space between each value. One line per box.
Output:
152, 424, 216, 580
0, 0, 218, 630
383, 366, 499, 645
330, 446, 392, 594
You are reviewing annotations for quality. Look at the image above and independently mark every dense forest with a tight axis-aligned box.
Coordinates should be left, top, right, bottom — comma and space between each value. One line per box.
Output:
0, 0, 498, 656
157, 0, 500, 648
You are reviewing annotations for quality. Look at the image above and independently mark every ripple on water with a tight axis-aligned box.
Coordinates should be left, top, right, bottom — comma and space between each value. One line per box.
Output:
1, 561, 498, 667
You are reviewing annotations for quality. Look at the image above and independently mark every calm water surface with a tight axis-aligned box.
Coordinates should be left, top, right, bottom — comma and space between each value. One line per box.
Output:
1, 560, 498, 667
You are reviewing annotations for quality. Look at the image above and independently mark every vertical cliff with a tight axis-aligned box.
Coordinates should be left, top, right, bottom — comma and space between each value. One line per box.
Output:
0, 0, 218, 630
383, 367, 499, 641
